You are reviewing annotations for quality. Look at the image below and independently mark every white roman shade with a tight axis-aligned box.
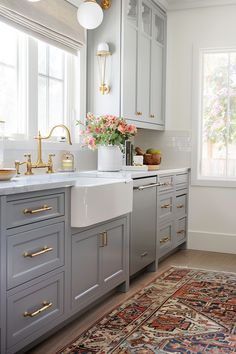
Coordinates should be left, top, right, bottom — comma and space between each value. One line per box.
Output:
0, 0, 85, 54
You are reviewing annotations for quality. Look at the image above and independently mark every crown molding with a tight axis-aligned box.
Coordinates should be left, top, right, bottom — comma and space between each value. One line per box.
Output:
167, 0, 236, 11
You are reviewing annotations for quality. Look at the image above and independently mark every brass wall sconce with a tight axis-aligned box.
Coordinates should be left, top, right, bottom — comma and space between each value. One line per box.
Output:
96, 42, 111, 95
100, 0, 111, 10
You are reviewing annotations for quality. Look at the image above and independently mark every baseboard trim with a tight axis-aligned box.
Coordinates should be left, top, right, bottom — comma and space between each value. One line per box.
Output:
188, 230, 236, 254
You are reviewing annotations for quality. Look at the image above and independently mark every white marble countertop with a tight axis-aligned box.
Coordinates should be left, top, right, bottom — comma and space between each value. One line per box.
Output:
0, 167, 190, 196
79, 167, 190, 179
0, 172, 79, 196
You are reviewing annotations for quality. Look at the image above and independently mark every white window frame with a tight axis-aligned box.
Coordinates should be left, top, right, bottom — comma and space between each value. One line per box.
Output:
192, 45, 236, 188
0, 24, 86, 148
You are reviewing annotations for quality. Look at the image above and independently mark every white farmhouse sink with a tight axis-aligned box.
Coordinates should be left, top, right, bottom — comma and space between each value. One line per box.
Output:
71, 177, 133, 227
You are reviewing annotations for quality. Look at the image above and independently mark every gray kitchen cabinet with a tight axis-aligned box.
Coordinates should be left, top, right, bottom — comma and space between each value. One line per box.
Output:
1, 187, 130, 354
87, 0, 167, 131
122, 0, 167, 129
0, 188, 69, 354
71, 217, 128, 311
7, 272, 64, 349
7, 221, 65, 289
130, 177, 158, 276
157, 172, 189, 259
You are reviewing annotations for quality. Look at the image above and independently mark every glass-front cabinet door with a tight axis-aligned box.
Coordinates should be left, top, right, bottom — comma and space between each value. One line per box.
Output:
127, 0, 139, 27
154, 12, 165, 44
141, 1, 152, 36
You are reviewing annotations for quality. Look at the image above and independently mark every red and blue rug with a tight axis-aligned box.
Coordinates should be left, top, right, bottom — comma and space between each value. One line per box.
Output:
59, 267, 236, 353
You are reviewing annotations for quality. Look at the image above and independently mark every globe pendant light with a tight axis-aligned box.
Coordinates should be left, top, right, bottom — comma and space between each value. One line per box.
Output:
77, 0, 103, 30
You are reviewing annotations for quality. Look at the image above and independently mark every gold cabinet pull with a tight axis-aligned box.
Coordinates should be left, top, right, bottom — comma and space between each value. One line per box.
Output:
23, 246, 53, 258
136, 111, 142, 116
159, 182, 172, 187
23, 205, 52, 215
177, 204, 184, 209
177, 230, 185, 235
103, 232, 108, 247
99, 232, 108, 247
161, 204, 172, 209
23, 301, 52, 318
160, 236, 170, 245
150, 114, 155, 118
141, 251, 148, 257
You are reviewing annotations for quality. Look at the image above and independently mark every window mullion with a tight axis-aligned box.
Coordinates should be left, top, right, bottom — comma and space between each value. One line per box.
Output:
226, 54, 231, 177
28, 37, 38, 139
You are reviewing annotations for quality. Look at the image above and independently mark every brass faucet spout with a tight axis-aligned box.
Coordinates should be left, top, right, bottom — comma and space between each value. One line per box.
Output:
41, 124, 72, 145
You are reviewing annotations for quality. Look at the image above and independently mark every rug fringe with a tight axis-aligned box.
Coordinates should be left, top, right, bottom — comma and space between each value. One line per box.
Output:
171, 265, 236, 275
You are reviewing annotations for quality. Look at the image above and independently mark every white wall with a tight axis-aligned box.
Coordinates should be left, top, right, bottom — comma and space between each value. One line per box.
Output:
136, 4, 236, 254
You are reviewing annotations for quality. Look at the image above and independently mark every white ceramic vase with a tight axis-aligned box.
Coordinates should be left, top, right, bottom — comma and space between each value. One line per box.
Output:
97, 145, 123, 171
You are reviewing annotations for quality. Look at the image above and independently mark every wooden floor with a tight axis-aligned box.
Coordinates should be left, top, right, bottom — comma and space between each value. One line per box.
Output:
26, 250, 236, 354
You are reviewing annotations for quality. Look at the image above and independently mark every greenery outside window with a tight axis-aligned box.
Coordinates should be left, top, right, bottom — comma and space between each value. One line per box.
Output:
195, 49, 236, 183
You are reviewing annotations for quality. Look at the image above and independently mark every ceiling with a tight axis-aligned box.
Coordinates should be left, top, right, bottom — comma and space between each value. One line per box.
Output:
67, 0, 236, 11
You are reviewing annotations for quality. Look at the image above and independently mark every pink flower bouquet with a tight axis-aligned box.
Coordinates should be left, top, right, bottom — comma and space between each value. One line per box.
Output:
77, 113, 137, 150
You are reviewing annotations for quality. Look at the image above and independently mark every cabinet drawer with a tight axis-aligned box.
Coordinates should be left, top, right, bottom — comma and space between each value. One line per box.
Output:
175, 193, 187, 218
158, 221, 174, 258
158, 192, 174, 222
7, 272, 64, 348
7, 223, 65, 289
6, 193, 65, 229
158, 175, 174, 192
176, 217, 187, 244
175, 173, 188, 189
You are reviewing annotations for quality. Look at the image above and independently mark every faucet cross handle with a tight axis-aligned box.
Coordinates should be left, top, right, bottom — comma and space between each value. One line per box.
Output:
23, 153, 34, 176
47, 153, 55, 174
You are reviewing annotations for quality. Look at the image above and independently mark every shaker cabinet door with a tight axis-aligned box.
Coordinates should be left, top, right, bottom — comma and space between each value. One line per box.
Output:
150, 41, 164, 125
137, 34, 151, 121
122, 24, 138, 121
101, 219, 127, 289
71, 231, 101, 310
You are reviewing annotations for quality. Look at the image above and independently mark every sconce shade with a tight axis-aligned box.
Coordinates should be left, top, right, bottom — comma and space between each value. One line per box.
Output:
97, 42, 110, 56
77, 0, 103, 30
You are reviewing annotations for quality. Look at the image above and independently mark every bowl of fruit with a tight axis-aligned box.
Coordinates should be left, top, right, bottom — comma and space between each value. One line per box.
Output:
135, 147, 162, 170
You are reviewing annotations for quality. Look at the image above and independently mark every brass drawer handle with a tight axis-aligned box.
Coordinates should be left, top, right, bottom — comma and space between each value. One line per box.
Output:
136, 111, 142, 116
99, 232, 108, 247
103, 231, 108, 247
159, 182, 173, 187
177, 204, 184, 209
23, 246, 53, 258
150, 114, 155, 118
23, 301, 52, 318
141, 252, 148, 257
161, 204, 172, 209
177, 230, 185, 235
23, 205, 52, 215
160, 236, 170, 244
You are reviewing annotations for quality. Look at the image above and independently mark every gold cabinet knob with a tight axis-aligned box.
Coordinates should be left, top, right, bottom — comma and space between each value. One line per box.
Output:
136, 112, 142, 116
150, 114, 155, 118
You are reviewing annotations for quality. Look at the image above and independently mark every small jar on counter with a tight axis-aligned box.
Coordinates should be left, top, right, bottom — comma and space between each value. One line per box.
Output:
61, 151, 75, 171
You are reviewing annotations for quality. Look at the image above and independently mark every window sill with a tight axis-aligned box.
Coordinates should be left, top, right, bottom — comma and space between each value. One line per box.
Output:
191, 177, 236, 188
1, 139, 83, 151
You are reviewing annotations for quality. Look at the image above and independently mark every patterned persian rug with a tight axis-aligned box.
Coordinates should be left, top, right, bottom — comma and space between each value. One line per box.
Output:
58, 267, 236, 353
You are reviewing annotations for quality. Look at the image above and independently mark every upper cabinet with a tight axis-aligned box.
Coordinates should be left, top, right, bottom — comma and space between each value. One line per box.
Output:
87, 0, 167, 131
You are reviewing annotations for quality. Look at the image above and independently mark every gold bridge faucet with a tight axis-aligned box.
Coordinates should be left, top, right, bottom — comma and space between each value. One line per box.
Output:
15, 124, 72, 175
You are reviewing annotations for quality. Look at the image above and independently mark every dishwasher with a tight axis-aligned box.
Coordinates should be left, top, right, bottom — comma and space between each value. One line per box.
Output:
130, 176, 159, 276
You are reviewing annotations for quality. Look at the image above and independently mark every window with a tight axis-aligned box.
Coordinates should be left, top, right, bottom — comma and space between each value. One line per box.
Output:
197, 49, 236, 181
0, 21, 79, 140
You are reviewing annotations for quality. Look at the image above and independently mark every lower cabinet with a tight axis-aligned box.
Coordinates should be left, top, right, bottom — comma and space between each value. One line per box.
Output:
71, 217, 128, 311
157, 173, 188, 259
7, 272, 64, 350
